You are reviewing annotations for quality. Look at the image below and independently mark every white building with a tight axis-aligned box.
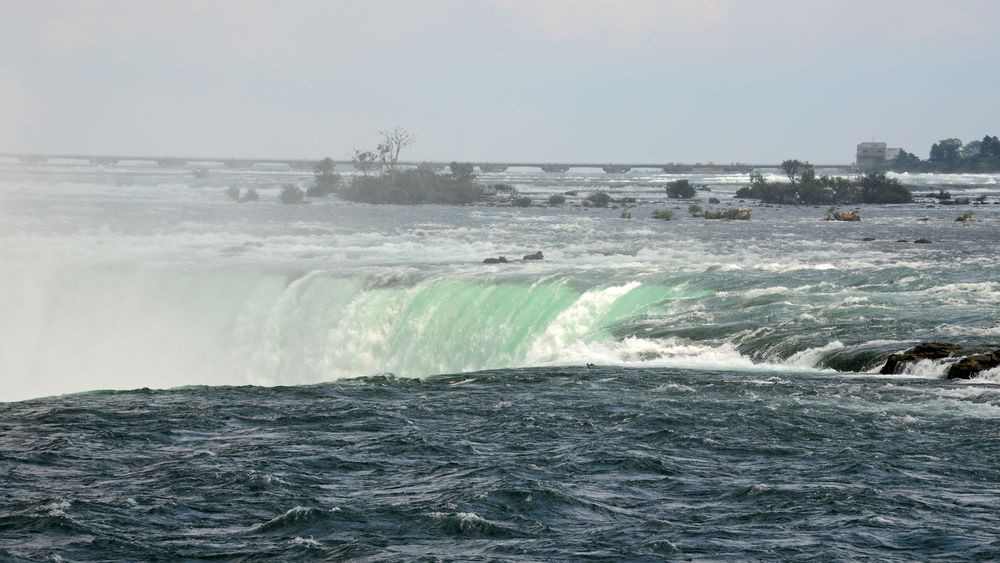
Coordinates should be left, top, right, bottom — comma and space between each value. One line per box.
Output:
857, 142, 902, 169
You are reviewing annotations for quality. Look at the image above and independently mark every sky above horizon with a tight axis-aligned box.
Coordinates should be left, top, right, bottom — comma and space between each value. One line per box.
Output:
1, 0, 998, 163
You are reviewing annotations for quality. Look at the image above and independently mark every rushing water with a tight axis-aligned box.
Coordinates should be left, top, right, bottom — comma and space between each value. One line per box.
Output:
1, 161, 999, 559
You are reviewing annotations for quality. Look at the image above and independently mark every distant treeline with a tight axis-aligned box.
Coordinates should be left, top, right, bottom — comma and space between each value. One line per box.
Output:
736, 160, 912, 205
892, 135, 1000, 173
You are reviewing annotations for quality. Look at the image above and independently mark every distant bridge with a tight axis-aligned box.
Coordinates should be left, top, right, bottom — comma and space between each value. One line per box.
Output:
0, 152, 851, 174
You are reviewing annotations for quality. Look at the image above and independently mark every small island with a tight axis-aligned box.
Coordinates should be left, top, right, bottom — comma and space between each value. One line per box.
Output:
735, 160, 912, 205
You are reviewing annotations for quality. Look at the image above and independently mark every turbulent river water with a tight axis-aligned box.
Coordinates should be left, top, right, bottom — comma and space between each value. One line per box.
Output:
1, 162, 999, 560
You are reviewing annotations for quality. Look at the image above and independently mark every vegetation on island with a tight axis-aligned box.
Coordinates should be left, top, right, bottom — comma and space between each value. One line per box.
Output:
585, 191, 612, 207
280, 184, 306, 204
666, 179, 697, 198
891, 135, 1000, 173
223, 186, 259, 203
337, 128, 481, 204
651, 209, 675, 220
735, 159, 912, 205
308, 158, 341, 197
547, 194, 566, 205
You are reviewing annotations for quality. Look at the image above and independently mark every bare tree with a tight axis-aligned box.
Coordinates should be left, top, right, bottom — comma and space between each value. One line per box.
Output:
376, 127, 415, 176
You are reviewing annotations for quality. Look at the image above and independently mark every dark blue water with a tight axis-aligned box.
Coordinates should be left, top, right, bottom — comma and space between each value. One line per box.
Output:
3, 368, 999, 560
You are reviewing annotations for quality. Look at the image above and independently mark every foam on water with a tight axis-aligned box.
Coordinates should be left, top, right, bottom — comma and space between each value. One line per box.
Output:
3, 164, 1000, 400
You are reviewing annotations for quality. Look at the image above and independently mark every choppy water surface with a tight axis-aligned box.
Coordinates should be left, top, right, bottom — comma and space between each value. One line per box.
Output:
1, 161, 999, 559
4, 370, 1000, 560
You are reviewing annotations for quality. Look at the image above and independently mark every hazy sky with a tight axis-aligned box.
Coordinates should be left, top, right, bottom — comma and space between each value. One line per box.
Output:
1, 0, 998, 163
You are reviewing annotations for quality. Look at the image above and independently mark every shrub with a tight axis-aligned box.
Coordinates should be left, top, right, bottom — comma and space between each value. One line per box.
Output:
239, 188, 258, 203
512, 196, 532, 207
666, 179, 696, 198
957, 211, 974, 222
737, 167, 911, 205
547, 194, 566, 205
309, 157, 341, 197
586, 191, 612, 207
224, 186, 240, 201
708, 197, 721, 204
688, 204, 702, 216
616, 196, 637, 204
651, 209, 675, 220
279, 184, 305, 204
339, 169, 480, 204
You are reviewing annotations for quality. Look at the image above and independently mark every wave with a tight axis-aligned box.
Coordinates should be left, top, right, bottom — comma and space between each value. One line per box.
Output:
1, 262, 995, 400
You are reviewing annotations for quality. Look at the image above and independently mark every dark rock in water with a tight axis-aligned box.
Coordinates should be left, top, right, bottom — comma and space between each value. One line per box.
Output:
483, 256, 509, 264
862, 237, 876, 241
523, 251, 544, 261
896, 239, 909, 243
708, 197, 721, 204
914, 238, 933, 244
880, 342, 963, 374
947, 351, 1000, 379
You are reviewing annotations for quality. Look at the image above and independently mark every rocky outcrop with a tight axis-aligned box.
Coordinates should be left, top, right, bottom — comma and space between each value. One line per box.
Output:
879, 342, 963, 374
947, 351, 1000, 379
914, 238, 933, 244
483, 256, 509, 264
823, 210, 860, 221
522, 251, 544, 261
880, 342, 1000, 379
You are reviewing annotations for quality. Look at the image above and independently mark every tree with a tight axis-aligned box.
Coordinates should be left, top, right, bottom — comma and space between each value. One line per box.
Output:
781, 159, 814, 184
929, 138, 962, 163
547, 194, 566, 205
981, 135, 1000, 157
666, 179, 696, 198
961, 140, 982, 159
376, 127, 415, 176
352, 150, 378, 177
891, 149, 922, 171
308, 157, 341, 196
449, 162, 476, 184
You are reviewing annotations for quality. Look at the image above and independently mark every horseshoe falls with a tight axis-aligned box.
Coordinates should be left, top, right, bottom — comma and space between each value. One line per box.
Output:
3, 163, 1000, 560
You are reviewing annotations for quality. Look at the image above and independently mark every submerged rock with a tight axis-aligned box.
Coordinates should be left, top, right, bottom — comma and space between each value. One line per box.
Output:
879, 342, 963, 374
947, 351, 1000, 379
522, 251, 544, 261
914, 238, 933, 244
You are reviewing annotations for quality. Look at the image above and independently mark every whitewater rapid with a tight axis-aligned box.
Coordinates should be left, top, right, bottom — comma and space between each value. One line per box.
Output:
2, 161, 999, 400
